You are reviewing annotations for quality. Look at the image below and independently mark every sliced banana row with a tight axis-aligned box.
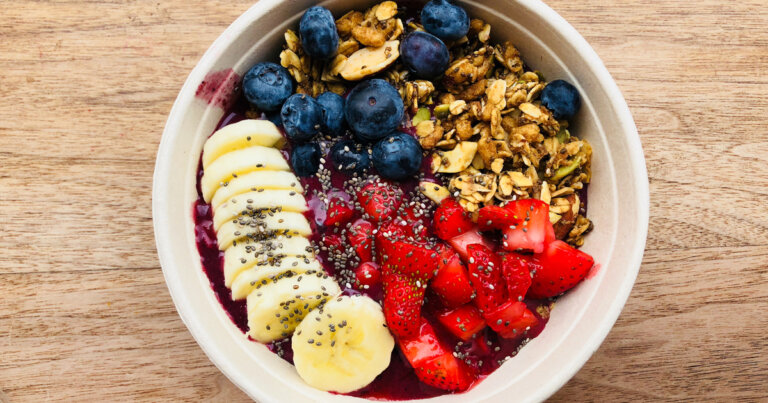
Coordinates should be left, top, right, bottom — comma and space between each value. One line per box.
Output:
201, 119, 393, 393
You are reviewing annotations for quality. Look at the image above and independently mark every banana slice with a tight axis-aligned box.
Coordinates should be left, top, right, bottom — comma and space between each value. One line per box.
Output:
216, 211, 311, 250
340, 40, 400, 81
212, 190, 308, 232
292, 295, 394, 393
210, 170, 303, 211
203, 119, 284, 169
201, 146, 290, 202
223, 235, 314, 287
230, 258, 323, 300
247, 271, 341, 342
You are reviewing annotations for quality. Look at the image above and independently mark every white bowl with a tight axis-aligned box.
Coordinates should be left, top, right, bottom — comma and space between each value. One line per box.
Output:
152, 0, 649, 401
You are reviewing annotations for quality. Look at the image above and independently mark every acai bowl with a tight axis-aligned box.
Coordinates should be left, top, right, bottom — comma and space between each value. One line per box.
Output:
152, 0, 649, 401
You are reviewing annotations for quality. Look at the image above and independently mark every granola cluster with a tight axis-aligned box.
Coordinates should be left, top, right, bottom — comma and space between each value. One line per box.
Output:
273, 1, 593, 246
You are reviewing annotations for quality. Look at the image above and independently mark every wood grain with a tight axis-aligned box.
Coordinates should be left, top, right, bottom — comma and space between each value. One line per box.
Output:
0, 0, 766, 401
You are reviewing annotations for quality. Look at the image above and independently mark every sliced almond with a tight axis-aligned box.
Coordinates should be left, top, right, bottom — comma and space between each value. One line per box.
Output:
375, 1, 398, 20
340, 40, 400, 81
419, 181, 450, 204
519, 102, 541, 119
435, 142, 478, 173
508, 171, 533, 188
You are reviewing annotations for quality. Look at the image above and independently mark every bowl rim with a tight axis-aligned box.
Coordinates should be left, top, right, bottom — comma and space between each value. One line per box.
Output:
152, 0, 649, 401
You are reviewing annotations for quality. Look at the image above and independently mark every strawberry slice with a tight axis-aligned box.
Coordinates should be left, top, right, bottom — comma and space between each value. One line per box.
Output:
446, 227, 495, 261
528, 240, 594, 298
501, 253, 534, 301
376, 222, 437, 281
484, 300, 538, 338
436, 304, 486, 341
323, 234, 344, 254
383, 270, 425, 338
430, 245, 474, 308
358, 181, 402, 222
501, 199, 555, 254
465, 244, 507, 313
433, 198, 474, 240
398, 319, 477, 391
398, 205, 429, 238
355, 261, 381, 288
347, 219, 374, 262
324, 198, 357, 227
477, 205, 518, 231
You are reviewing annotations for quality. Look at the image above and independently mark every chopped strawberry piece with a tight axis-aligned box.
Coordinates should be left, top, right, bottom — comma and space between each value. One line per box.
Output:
376, 222, 438, 281
355, 261, 381, 288
346, 219, 374, 262
437, 304, 486, 341
398, 205, 429, 238
358, 181, 402, 222
413, 353, 476, 392
477, 205, 517, 231
446, 228, 494, 261
501, 253, 534, 301
323, 234, 344, 253
383, 270, 425, 338
484, 300, 538, 339
398, 319, 477, 391
433, 198, 474, 240
501, 199, 555, 254
528, 240, 594, 298
465, 244, 507, 313
324, 198, 357, 227
430, 245, 474, 308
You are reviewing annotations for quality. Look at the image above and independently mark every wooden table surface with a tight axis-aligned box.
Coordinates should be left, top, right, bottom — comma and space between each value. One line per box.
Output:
1, 0, 767, 401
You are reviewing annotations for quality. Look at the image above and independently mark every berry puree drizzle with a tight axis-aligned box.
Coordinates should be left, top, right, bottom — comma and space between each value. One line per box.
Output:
192, 97, 555, 400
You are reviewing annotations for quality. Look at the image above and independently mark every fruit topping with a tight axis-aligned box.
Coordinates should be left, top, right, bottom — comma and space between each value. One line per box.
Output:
540, 79, 581, 119
501, 253, 534, 301
446, 228, 494, 261
421, 0, 471, 41
527, 240, 594, 298
299, 6, 339, 60
316, 91, 347, 136
347, 219, 375, 262
400, 31, 450, 79
345, 79, 404, 142
324, 198, 357, 227
382, 269, 426, 338
377, 234, 437, 281
355, 261, 382, 289
465, 244, 507, 313
433, 198, 474, 240
372, 132, 423, 181
281, 93, 323, 143
398, 319, 477, 391
242, 62, 294, 112
484, 300, 538, 339
331, 139, 371, 174
357, 180, 402, 222
290, 142, 322, 177
500, 199, 555, 254
430, 245, 474, 308
292, 295, 394, 393
436, 304, 486, 341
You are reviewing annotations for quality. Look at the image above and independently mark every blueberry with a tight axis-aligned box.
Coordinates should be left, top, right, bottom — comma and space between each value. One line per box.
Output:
299, 6, 339, 60
281, 94, 323, 143
345, 79, 404, 142
330, 140, 370, 174
291, 143, 322, 177
421, 0, 470, 42
372, 132, 423, 181
540, 80, 581, 119
400, 31, 450, 79
316, 92, 346, 136
242, 62, 294, 112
